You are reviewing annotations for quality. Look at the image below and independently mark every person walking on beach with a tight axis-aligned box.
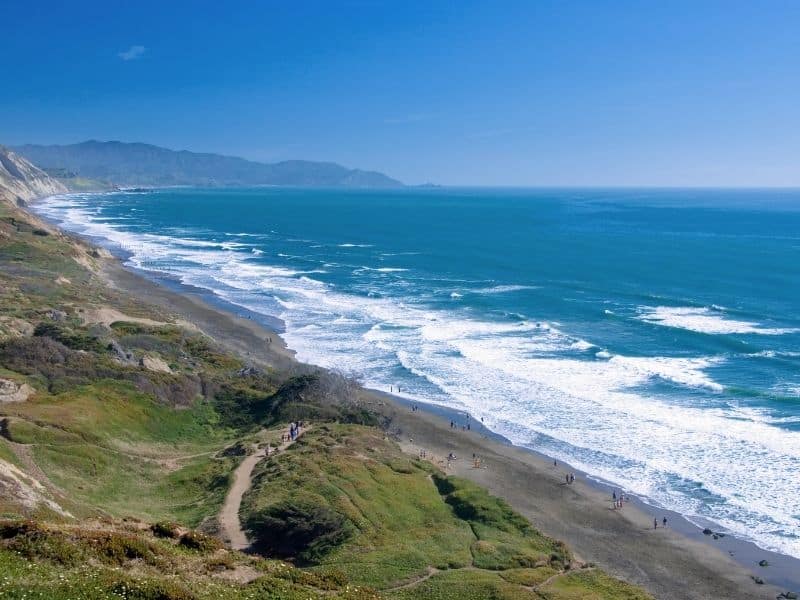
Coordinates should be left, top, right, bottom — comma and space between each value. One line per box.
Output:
654, 518, 658, 530
662, 517, 667, 528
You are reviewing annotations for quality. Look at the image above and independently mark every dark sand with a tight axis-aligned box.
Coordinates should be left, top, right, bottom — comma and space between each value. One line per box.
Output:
98, 254, 798, 600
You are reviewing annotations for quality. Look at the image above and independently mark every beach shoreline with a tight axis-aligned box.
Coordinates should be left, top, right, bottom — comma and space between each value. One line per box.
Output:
29, 194, 800, 599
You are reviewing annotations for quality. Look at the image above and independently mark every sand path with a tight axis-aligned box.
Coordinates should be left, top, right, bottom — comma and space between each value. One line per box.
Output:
219, 427, 307, 550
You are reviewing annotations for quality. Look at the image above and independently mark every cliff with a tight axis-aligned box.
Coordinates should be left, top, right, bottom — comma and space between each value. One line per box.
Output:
0, 145, 67, 205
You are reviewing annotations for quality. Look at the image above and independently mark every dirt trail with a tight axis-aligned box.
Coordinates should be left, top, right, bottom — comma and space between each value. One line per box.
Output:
219, 427, 307, 550
383, 566, 440, 592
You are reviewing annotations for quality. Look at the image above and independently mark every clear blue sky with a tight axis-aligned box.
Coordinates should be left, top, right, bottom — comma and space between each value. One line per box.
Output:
2, 0, 799, 186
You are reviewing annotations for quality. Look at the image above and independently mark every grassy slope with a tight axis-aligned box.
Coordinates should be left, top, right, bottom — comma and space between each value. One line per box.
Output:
241, 424, 651, 600
0, 197, 651, 599
1, 384, 236, 524
0, 520, 379, 600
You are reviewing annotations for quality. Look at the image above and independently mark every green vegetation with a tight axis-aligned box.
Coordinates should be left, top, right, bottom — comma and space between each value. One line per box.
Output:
0, 519, 380, 599
238, 424, 645, 599
537, 569, 653, 599
248, 500, 353, 564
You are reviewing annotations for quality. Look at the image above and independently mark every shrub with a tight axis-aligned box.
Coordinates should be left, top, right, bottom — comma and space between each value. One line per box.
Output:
178, 531, 221, 553
7, 528, 84, 566
431, 473, 456, 495
88, 532, 159, 565
0, 519, 39, 539
110, 321, 150, 336
33, 321, 104, 353
247, 500, 352, 564
248, 371, 378, 427
151, 521, 180, 539
109, 578, 196, 600
205, 555, 236, 572
386, 459, 416, 474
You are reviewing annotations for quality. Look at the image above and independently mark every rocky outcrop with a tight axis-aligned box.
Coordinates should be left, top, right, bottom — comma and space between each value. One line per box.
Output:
140, 355, 172, 373
0, 378, 34, 403
0, 145, 67, 205
0, 317, 35, 338
0, 449, 70, 516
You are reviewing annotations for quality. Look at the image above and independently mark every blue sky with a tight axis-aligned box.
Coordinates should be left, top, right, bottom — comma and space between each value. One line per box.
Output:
2, 0, 799, 185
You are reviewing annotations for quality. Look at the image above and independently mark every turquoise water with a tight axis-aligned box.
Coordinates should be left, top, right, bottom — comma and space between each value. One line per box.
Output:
37, 187, 800, 558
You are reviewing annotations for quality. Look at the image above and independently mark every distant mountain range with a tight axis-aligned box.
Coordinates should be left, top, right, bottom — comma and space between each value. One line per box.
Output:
12, 140, 403, 188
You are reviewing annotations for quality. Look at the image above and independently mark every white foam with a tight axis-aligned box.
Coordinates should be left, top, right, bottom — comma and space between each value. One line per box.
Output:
749, 350, 800, 359
638, 306, 799, 335
355, 266, 408, 273
570, 339, 595, 351
474, 284, 539, 294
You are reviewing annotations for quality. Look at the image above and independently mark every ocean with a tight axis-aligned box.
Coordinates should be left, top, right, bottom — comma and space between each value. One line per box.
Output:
36, 186, 800, 559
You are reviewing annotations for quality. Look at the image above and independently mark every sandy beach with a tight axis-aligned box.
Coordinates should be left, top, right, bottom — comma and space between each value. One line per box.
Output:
86, 249, 800, 600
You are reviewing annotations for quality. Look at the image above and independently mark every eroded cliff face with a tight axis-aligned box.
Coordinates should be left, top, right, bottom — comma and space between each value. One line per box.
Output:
0, 145, 67, 205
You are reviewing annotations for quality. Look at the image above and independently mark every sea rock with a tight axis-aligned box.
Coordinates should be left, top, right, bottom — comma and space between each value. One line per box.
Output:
0, 379, 34, 403
702, 528, 713, 535
759, 559, 769, 567
139, 355, 172, 373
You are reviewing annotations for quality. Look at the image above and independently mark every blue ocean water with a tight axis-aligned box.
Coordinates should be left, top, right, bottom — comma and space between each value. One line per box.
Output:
37, 187, 800, 558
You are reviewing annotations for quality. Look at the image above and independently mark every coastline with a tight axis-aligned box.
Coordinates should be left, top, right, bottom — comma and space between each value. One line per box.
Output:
28, 194, 800, 599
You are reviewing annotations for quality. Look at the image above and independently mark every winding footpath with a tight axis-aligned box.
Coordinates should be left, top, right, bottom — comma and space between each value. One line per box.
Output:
219, 428, 306, 550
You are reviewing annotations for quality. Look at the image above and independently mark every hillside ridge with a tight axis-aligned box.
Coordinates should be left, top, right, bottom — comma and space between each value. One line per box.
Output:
12, 140, 403, 188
